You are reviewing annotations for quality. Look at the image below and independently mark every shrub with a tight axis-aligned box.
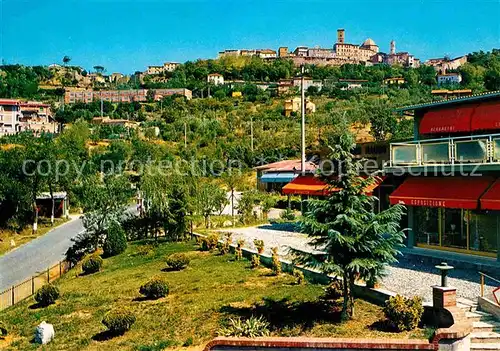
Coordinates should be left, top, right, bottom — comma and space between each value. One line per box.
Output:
250, 254, 260, 269
34, 284, 60, 306
383, 295, 424, 331
103, 223, 127, 257
219, 316, 270, 337
271, 247, 281, 275
235, 239, 245, 260
292, 269, 305, 285
201, 234, 219, 251
219, 232, 232, 255
253, 239, 265, 254
166, 253, 190, 271
324, 280, 343, 300
139, 277, 169, 299
102, 308, 136, 335
82, 255, 103, 274
0, 321, 8, 339
136, 244, 155, 256
280, 208, 296, 221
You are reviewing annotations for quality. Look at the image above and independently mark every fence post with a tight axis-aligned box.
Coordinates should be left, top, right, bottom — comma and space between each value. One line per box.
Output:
59, 261, 62, 277
47, 268, 50, 283
31, 276, 35, 294
11, 286, 14, 305
480, 274, 485, 297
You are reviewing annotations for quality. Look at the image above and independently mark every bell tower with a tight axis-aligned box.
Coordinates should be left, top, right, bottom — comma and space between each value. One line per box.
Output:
390, 40, 396, 55
337, 29, 345, 44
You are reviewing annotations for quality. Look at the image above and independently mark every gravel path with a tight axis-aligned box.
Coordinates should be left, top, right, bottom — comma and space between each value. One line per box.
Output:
218, 224, 498, 303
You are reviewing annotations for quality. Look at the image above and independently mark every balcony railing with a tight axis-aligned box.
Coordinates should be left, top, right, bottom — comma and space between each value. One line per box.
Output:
389, 133, 500, 167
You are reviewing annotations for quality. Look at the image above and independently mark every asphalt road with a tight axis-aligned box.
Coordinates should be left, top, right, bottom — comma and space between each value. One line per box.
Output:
0, 217, 84, 292
0, 206, 137, 292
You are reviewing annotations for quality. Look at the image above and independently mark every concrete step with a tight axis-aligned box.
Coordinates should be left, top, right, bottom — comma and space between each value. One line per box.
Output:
471, 331, 500, 343
467, 311, 497, 322
470, 343, 500, 351
457, 297, 478, 312
473, 320, 500, 332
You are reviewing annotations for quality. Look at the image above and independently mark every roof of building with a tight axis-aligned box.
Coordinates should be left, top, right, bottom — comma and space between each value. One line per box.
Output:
208, 73, 223, 77
0, 99, 20, 105
362, 38, 377, 46
395, 91, 500, 112
254, 159, 317, 172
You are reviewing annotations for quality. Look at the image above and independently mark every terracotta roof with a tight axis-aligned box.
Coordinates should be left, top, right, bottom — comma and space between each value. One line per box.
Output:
0, 99, 20, 105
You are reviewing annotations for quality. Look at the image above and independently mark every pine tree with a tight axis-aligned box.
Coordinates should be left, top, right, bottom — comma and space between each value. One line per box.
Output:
293, 135, 405, 321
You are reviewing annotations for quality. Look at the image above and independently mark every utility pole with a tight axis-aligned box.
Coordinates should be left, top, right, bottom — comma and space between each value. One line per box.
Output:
100, 95, 103, 118
300, 64, 306, 175
250, 115, 254, 152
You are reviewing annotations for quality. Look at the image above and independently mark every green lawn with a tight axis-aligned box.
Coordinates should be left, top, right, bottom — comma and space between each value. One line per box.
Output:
0, 241, 430, 351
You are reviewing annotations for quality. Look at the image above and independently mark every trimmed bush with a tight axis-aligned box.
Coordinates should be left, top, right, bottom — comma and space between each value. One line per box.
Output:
253, 239, 264, 254
250, 254, 260, 269
166, 253, 190, 271
82, 255, 103, 274
34, 284, 60, 306
103, 223, 127, 258
102, 308, 136, 335
383, 295, 424, 331
0, 321, 8, 339
219, 316, 270, 337
271, 247, 281, 275
292, 269, 305, 285
201, 234, 219, 251
139, 277, 169, 299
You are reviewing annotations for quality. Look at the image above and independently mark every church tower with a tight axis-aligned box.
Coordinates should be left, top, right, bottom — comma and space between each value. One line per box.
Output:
390, 40, 396, 55
337, 29, 345, 44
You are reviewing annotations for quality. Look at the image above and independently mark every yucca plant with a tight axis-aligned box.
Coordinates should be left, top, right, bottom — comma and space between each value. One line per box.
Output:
218, 316, 270, 337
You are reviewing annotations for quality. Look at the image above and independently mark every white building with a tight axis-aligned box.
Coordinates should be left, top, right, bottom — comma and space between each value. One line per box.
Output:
437, 73, 462, 86
207, 73, 224, 85
0, 99, 21, 136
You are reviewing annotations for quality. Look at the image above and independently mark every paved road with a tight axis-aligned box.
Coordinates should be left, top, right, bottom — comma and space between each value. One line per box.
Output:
0, 217, 84, 291
0, 206, 137, 292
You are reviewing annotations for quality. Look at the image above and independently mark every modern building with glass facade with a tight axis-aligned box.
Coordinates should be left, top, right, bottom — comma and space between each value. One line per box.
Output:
384, 91, 500, 262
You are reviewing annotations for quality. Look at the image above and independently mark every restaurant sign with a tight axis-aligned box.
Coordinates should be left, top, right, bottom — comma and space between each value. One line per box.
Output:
398, 199, 446, 207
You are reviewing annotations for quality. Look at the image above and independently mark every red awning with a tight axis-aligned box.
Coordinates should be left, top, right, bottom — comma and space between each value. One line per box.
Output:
471, 101, 500, 132
282, 175, 384, 196
389, 177, 494, 209
282, 175, 333, 196
480, 179, 500, 210
419, 106, 475, 134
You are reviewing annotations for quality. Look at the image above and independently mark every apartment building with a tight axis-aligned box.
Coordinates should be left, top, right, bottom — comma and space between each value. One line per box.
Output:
65, 88, 192, 104
0, 99, 21, 136
0, 100, 57, 136
437, 73, 463, 86
163, 62, 180, 72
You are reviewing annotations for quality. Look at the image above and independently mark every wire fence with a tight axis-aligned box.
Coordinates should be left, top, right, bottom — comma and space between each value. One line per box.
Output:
0, 260, 72, 311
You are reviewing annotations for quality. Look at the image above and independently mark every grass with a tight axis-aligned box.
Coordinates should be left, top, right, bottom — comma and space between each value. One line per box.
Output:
0, 241, 430, 351
0, 217, 70, 256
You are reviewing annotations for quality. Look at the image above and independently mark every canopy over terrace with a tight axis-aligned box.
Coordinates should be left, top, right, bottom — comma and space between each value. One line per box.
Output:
282, 175, 384, 196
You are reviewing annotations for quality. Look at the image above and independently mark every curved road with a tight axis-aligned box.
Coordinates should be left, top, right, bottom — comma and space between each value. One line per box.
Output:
0, 217, 84, 292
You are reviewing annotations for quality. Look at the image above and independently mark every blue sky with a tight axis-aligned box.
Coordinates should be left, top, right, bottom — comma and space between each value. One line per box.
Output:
1, 0, 499, 74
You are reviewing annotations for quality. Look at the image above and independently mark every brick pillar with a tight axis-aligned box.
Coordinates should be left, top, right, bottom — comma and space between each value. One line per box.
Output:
433, 286, 457, 309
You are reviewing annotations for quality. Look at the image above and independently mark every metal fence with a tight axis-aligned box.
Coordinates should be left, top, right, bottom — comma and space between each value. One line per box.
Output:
479, 271, 500, 305
0, 260, 72, 311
